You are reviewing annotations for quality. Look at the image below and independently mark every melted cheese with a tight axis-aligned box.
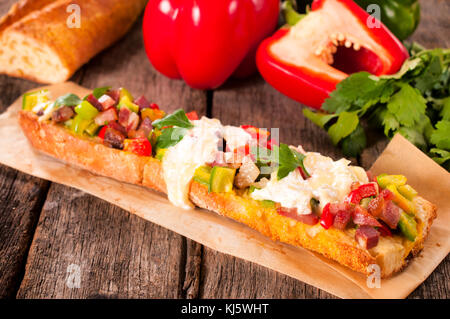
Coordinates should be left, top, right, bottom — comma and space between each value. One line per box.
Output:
251, 152, 368, 214
162, 117, 222, 209
223, 125, 252, 151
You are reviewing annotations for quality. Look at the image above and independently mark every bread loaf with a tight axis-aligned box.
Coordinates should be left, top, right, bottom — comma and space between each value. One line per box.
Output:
0, 0, 148, 83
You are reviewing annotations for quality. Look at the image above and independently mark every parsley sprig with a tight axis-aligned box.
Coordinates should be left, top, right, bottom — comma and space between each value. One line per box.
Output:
304, 44, 450, 171
153, 109, 194, 149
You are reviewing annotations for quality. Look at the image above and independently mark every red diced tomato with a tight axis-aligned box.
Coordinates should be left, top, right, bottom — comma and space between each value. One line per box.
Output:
186, 111, 199, 121
123, 138, 152, 157
98, 126, 108, 139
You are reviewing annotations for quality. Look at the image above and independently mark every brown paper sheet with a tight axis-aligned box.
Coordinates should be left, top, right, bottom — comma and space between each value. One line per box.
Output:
0, 82, 448, 299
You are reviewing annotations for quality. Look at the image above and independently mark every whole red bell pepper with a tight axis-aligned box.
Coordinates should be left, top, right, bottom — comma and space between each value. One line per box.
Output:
256, 0, 409, 109
143, 0, 279, 90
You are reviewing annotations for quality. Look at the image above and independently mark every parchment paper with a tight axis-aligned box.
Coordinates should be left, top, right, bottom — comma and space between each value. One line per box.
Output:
0, 82, 448, 299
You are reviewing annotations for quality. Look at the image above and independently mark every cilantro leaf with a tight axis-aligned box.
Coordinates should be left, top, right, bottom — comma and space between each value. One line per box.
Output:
152, 109, 194, 129
276, 144, 308, 180
340, 124, 367, 158
156, 127, 189, 149
430, 120, 450, 150
430, 148, 450, 168
386, 83, 427, 127
54, 93, 82, 108
327, 111, 359, 145
440, 97, 450, 120
302, 108, 338, 128
92, 86, 112, 99
398, 127, 428, 151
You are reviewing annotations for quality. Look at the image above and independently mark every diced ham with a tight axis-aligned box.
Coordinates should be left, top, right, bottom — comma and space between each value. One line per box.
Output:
51, 106, 74, 123
355, 226, 380, 249
381, 189, 394, 201
103, 128, 125, 149
118, 107, 131, 127
367, 195, 384, 218
352, 206, 382, 227
86, 94, 104, 111
108, 121, 127, 136
107, 89, 120, 102
380, 200, 401, 229
135, 117, 153, 139
127, 111, 140, 132
234, 156, 260, 189
98, 94, 116, 110
134, 96, 151, 111
333, 210, 352, 230
277, 207, 319, 225
94, 108, 118, 126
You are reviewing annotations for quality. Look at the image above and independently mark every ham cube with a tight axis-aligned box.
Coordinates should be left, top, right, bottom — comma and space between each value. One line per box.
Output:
98, 94, 116, 110
355, 226, 380, 249
94, 108, 118, 126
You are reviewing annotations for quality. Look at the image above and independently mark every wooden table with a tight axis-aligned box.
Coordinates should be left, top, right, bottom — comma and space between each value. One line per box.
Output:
0, 0, 448, 299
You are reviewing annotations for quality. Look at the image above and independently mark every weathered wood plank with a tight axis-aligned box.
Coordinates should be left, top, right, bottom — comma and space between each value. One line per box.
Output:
16, 16, 206, 298
0, 167, 49, 298
16, 183, 184, 298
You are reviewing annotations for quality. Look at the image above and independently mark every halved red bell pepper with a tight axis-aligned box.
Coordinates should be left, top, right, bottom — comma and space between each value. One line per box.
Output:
256, 0, 409, 109
143, 0, 279, 89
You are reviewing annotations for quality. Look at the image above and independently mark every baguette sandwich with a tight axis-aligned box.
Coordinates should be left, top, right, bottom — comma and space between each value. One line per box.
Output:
18, 87, 437, 278
0, 0, 148, 83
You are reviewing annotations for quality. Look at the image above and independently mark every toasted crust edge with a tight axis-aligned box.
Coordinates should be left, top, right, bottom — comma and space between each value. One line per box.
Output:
19, 110, 437, 278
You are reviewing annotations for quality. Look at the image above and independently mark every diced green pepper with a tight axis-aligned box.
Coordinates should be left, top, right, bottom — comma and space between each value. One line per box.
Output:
377, 174, 407, 189
386, 184, 416, 215
248, 185, 258, 194
193, 165, 212, 187
22, 90, 49, 111
85, 122, 100, 136
74, 100, 99, 120
119, 87, 134, 102
260, 200, 276, 208
155, 148, 167, 161
398, 211, 417, 242
398, 184, 418, 200
70, 115, 92, 135
117, 96, 139, 113
209, 166, 236, 193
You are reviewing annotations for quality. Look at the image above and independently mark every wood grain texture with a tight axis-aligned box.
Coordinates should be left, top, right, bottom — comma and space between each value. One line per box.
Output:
0, 167, 49, 298
0, 0, 448, 299
16, 183, 184, 298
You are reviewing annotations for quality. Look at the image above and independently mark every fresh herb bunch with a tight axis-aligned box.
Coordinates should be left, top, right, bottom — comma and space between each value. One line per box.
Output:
304, 44, 450, 171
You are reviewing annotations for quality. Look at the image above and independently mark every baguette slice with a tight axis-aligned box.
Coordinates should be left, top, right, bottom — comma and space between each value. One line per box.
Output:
0, 0, 147, 83
18, 110, 437, 278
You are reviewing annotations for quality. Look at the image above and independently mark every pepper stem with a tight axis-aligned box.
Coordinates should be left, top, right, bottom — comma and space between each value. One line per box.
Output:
282, 0, 306, 26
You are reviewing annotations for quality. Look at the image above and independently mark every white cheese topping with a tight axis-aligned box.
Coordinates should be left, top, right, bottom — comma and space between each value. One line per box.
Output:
162, 117, 222, 209
222, 125, 252, 151
251, 152, 368, 214
162, 118, 254, 209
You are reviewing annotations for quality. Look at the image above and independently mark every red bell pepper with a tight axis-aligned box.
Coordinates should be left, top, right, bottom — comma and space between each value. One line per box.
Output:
345, 182, 378, 204
186, 111, 199, 121
256, 0, 409, 109
123, 138, 153, 157
143, 0, 279, 89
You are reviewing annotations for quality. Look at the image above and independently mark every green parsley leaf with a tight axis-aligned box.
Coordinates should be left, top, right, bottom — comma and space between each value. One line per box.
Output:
152, 109, 194, 129
302, 108, 338, 128
440, 97, 450, 120
54, 93, 82, 108
156, 127, 189, 149
276, 144, 309, 180
327, 111, 359, 145
386, 83, 427, 127
92, 86, 112, 99
430, 120, 450, 150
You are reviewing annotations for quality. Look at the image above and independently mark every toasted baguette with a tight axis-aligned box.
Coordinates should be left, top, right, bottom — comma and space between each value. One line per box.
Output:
18, 110, 437, 278
0, 0, 147, 83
